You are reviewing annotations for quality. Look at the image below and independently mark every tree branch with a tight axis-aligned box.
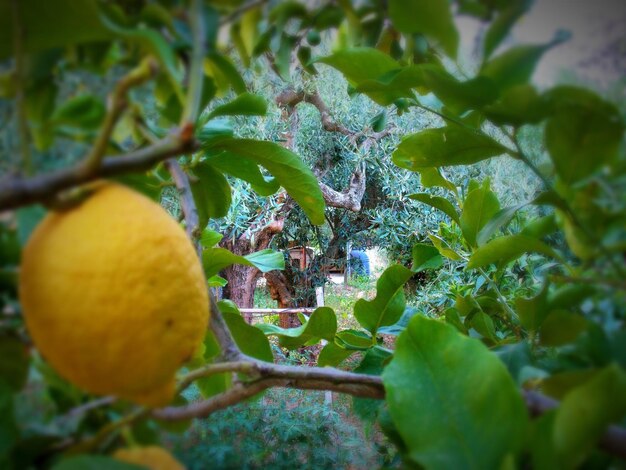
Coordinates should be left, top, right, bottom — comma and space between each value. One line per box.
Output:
0, 129, 197, 211
318, 162, 367, 212
276, 89, 352, 135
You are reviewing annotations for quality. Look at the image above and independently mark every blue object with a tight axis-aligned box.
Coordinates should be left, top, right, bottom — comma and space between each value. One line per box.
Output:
350, 250, 370, 276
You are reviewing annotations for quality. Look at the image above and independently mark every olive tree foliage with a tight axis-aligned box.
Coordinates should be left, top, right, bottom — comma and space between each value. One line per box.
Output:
1, 0, 626, 469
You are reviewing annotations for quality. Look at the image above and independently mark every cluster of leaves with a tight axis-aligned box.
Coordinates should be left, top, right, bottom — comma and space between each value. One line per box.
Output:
1, 0, 626, 469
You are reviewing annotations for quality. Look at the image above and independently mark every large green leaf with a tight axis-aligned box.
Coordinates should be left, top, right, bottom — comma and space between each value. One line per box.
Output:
553, 364, 626, 468
206, 93, 268, 120
393, 126, 507, 170
0, 0, 110, 59
202, 247, 284, 278
354, 265, 413, 335
219, 301, 273, 362
189, 162, 232, 228
409, 193, 459, 224
51, 95, 105, 131
335, 329, 374, 350
256, 307, 337, 349
544, 86, 624, 184
205, 139, 325, 225
428, 234, 462, 261
382, 316, 528, 469
467, 234, 559, 269
411, 244, 443, 272
388, 0, 459, 57
460, 183, 501, 247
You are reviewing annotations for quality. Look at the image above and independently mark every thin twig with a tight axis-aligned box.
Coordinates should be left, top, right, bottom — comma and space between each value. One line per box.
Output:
81, 58, 159, 175
165, 159, 201, 244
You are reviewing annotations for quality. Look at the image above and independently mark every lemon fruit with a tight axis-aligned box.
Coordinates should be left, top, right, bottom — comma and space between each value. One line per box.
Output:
113, 446, 185, 470
19, 182, 209, 406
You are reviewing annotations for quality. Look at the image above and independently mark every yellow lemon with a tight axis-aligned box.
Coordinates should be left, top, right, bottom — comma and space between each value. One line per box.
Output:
114, 446, 186, 470
19, 182, 209, 406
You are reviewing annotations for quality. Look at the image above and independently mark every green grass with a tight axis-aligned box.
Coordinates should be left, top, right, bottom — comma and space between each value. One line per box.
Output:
165, 387, 389, 469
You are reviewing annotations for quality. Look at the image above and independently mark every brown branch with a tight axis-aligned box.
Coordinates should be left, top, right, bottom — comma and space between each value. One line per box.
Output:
0, 129, 197, 211
276, 89, 352, 135
165, 159, 201, 245
153, 357, 385, 421
318, 162, 366, 212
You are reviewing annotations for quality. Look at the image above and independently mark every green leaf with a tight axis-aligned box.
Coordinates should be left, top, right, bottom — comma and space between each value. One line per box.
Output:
470, 311, 497, 342
481, 44, 552, 91
0, 334, 30, 392
205, 53, 247, 95
444, 307, 467, 334
353, 347, 391, 422
205, 138, 325, 225
553, 364, 626, 468
409, 193, 459, 224
51, 95, 105, 130
382, 316, 528, 468
219, 301, 273, 362
200, 228, 223, 248
0, 0, 110, 59
548, 284, 596, 311
483, 0, 532, 58
206, 92, 268, 120
335, 329, 374, 349
388, 0, 459, 57
428, 234, 462, 261
205, 150, 279, 197
393, 126, 508, 170
317, 48, 400, 86
515, 284, 550, 332
189, 162, 232, 228
539, 310, 587, 346
207, 275, 227, 287
354, 265, 413, 335
256, 307, 337, 349
318, 342, 355, 367
476, 203, 526, 246
202, 247, 285, 278
544, 86, 624, 184
418, 65, 498, 113
411, 243, 443, 272
460, 183, 501, 247
467, 234, 559, 269
484, 85, 546, 126
418, 167, 457, 194
53, 456, 144, 470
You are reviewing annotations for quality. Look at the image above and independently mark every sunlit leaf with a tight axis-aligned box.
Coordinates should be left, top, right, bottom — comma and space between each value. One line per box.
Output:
256, 307, 337, 349
354, 265, 413, 335
393, 126, 508, 170
383, 316, 528, 468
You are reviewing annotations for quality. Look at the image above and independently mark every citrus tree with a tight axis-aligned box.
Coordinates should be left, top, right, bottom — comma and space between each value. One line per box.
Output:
1, 0, 625, 468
